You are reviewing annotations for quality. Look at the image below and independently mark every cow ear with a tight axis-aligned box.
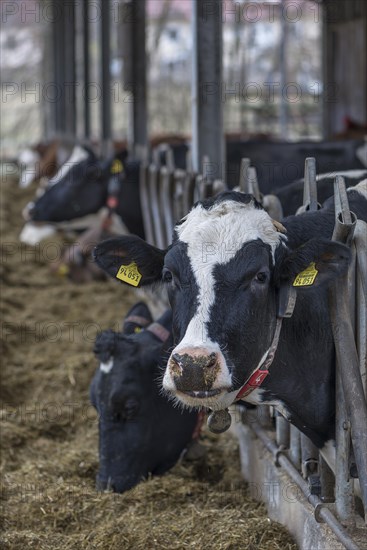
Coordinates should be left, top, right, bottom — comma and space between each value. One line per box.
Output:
93, 236, 165, 287
275, 238, 351, 289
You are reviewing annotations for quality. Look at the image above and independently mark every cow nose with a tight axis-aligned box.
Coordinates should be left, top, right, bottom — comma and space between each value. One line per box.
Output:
168, 348, 220, 392
171, 352, 217, 371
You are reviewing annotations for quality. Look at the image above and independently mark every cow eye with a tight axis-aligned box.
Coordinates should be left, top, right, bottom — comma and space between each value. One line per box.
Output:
162, 268, 173, 283
255, 272, 267, 283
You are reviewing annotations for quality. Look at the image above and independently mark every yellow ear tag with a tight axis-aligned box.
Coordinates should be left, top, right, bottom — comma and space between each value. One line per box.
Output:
293, 262, 318, 287
57, 263, 70, 277
134, 326, 142, 333
111, 159, 123, 174
116, 262, 142, 287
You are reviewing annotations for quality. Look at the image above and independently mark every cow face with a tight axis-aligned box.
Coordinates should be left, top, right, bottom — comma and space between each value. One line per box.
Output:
94, 192, 350, 413
90, 305, 197, 493
26, 147, 109, 223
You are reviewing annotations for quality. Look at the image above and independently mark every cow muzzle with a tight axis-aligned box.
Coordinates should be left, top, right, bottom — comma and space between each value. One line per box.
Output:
165, 347, 226, 397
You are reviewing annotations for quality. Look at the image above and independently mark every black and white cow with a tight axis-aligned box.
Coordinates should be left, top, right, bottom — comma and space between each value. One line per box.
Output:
90, 302, 200, 493
274, 169, 367, 216
21, 146, 142, 239
94, 181, 367, 451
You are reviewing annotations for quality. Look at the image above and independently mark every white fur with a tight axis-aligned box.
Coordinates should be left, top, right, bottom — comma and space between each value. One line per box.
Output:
18, 148, 40, 188
164, 198, 284, 410
19, 222, 56, 245
100, 359, 113, 374
48, 145, 89, 187
316, 169, 367, 181
347, 178, 367, 198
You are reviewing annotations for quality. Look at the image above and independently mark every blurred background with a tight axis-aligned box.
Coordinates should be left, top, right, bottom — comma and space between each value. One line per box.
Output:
4, 0, 365, 158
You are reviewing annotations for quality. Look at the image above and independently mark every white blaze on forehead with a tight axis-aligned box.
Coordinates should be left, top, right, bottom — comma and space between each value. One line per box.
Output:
347, 178, 367, 198
100, 358, 113, 374
48, 145, 90, 187
172, 198, 284, 352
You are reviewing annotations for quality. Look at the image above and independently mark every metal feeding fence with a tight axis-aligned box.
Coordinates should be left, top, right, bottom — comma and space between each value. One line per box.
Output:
139, 151, 367, 549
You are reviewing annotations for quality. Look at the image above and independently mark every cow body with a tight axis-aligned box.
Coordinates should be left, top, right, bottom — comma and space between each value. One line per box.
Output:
274, 169, 367, 216
90, 303, 199, 493
94, 181, 367, 449
226, 139, 367, 191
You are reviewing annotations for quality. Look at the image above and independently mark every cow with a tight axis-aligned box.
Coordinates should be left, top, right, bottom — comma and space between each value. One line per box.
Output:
20, 146, 141, 245
20, 140, 190, 246
274, 169, 367, 216
226, 139, 367, 191
90, 302, 200, 493
93, 181, 367, 451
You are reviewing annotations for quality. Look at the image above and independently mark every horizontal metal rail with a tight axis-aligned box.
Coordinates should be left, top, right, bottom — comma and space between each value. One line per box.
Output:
249, 420, 361, 550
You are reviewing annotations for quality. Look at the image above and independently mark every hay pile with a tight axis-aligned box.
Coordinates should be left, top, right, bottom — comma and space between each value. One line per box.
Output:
0, 172, 297, 549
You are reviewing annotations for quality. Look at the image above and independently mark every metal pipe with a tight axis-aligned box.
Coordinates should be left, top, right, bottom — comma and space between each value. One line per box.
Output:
275, 414, 290, 449
300, 434, 319, 478
249, 421, 360, 550
238, 158, 251, 193
330, 177, 367, 519
100, 0, 112, 156
191, 0, 224, 178
139, 162, 154, 245
82, 0, 91, 139
64, 0, 76, 136
303, 157, 318, 211
289, 425, 301, 469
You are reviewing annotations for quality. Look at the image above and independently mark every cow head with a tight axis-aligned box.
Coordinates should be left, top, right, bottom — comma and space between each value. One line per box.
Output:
25, 146, 126, 223
94, 192, 350, 412
90, 303, 197, 493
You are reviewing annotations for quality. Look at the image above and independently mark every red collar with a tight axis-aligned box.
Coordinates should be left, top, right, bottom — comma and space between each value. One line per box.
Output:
235, 317, 283, 401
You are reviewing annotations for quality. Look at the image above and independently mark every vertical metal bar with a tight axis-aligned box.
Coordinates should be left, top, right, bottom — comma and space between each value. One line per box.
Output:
303, 157, 318, 211
238, 158, 251, 192
330, 177, 367, 523
64, 0, 76, 137
289, 425, 301, 469
130, 0, 148, 152
319, 456, 335, 503
279, 4, 289, 139
300, 434, 319, 478
100, 0, 112, 156
275, 414, 290, 448
192, 0, 224, 178
354, 221, 367, 398
83, 0, 91, 139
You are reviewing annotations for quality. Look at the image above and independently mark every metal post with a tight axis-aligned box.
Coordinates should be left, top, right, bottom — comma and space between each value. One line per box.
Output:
289, 425, 301, 469
100, 0, 112, 156
82, 0, 91, 139
52, 0, 66, 134
192, 0, 224, 179
275, 414, 290, 448
330, 176, 367, 522
279, 2, 289, 139
64, 0, 77, 137
130, 0, 148, 153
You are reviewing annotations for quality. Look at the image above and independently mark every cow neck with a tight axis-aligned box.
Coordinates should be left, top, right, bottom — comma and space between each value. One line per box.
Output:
235, 283, 297, 401
235, 317, 283, 400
